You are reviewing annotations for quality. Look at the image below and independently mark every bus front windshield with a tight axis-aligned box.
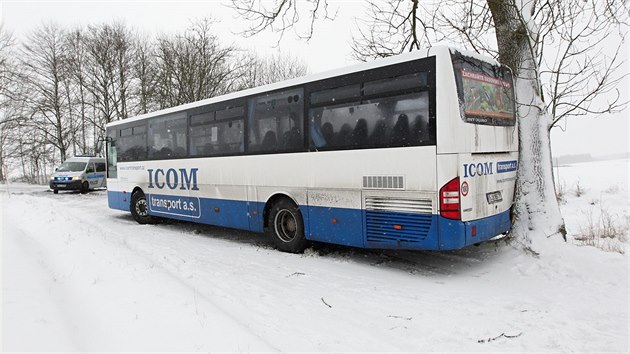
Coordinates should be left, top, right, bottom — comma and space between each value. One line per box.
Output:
57, 161, 87, 172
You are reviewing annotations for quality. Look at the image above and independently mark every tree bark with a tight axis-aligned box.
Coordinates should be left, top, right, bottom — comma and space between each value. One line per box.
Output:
488, 0, 566, 251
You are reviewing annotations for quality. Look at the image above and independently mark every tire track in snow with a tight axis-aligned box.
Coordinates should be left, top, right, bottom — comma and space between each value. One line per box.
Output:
2, 215, 83, 351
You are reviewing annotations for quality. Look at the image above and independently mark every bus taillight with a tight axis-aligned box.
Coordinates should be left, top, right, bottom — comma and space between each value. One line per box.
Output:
440, 177, 461, 220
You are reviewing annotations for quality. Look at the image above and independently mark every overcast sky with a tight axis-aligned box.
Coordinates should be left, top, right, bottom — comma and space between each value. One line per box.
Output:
1, 0, 627, 158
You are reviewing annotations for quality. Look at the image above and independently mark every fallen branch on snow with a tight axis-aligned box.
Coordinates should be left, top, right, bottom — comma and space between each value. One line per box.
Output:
478, 332, 523, 343
286, 272, 305, 278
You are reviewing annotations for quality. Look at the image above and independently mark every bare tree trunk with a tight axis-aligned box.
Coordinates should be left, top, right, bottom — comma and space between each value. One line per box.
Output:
488, 0, 566, 251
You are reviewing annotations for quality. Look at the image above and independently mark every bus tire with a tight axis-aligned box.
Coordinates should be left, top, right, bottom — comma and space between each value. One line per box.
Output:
130, 190, 157, 225
80, 181, 89, 194
267, 198, 308, 253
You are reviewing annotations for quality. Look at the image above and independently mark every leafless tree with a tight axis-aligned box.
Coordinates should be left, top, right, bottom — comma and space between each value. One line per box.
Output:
154, 18, 237, 108
0, 26, 47, 182
65, 28, 91, 154
231, 0, 336, 44
233, 51, 308, 90
83, 23, 117, 131
0, 26, 13, 102
21, 23, 72, 162
81, 22, 137, 154
0, 25, 16, 181
110, 23, 135, 120
132, 32, 158, 115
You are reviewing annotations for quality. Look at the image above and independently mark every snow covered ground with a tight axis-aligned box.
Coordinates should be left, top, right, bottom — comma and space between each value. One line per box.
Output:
2, 159, 628, 353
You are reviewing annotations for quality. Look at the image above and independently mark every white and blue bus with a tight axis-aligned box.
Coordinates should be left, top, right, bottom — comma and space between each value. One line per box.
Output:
105, 47, 518, 253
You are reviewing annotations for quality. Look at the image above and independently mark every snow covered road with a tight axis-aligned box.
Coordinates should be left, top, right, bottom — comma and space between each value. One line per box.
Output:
2, 182, 628, 352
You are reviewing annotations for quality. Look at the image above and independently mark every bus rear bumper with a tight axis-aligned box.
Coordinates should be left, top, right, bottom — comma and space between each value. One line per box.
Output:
437, 209, 511, 250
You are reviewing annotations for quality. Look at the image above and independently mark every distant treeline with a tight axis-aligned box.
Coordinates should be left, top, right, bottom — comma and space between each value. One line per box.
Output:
0, 19, 307, 183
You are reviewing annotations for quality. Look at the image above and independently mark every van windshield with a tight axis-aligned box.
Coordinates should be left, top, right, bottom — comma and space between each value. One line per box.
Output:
57, 161, 87, 172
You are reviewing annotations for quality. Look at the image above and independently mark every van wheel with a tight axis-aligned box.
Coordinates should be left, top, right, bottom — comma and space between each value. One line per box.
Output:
266, 198, 308, 253
80, 181, 89, 194
53, 189, 58, 194
130, 190, 157, 225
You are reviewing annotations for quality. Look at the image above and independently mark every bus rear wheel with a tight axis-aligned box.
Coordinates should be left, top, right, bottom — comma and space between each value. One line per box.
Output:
267, 198, 308, 253
130, 190, 157, 225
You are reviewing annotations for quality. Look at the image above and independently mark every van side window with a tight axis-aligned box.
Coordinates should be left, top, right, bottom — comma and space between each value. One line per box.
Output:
96, 163, 106, 172
85, 163, 95, 173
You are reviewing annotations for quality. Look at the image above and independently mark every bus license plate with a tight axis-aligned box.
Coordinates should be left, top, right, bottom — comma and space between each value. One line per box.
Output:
486, 191, 503, 204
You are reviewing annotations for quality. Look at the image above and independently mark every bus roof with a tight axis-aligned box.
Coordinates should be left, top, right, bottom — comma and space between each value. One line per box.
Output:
107, 46, 493, 128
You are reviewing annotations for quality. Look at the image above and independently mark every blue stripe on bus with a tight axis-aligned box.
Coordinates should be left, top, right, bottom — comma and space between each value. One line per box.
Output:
107, 191, 510, 250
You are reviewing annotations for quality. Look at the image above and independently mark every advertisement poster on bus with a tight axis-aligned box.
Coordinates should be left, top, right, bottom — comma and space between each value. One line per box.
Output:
461, 70, 514, 124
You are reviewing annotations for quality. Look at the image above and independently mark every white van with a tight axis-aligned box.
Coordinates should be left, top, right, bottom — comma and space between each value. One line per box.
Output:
49, 156, 107, 194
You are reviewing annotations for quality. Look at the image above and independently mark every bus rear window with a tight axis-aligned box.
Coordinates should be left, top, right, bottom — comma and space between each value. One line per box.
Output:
452, 52, 515, 126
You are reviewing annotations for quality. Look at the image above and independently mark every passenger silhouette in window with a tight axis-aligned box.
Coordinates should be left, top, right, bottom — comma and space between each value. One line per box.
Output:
336, 123, 352, 146
321, 122, 334, 146
159, 147, 172, 158
284, 127, 301, 149
283, 112, 302, 149
261, 130, 277, 150
391, 113, 410, 146
411, 114, 428, 143
352, 118, 368, 147
370, 119, 388, 146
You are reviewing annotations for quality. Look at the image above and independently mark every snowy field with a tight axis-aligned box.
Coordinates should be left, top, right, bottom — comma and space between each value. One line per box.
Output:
2, 159, 628, 353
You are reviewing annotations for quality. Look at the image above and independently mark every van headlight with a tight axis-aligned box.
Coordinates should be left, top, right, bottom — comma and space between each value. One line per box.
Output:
72, 176, 81, 180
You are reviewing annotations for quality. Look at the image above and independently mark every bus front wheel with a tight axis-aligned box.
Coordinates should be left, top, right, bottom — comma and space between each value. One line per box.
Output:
130, 190, 157, 225
267, 198, 308, 253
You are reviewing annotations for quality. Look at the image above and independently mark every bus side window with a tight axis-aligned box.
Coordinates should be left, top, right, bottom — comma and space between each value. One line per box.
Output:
190, 106, 244, 157
309, 92, 430, 150
118, 125, 147, 161
309, 71, 433, 150
247, 88, 304, 153
148, 112, 187, 159
190, 111, 214, 156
